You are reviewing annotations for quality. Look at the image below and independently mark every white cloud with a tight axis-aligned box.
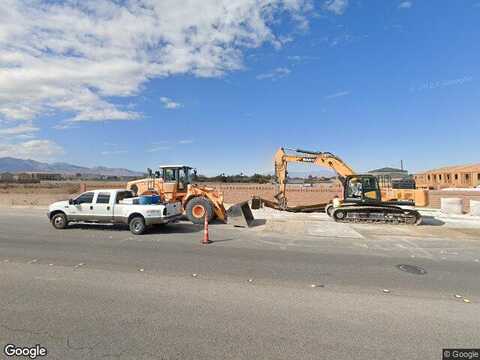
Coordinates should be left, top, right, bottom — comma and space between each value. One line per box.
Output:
256, 67, 291, 80
288, 55, 320, 62
160, 97, 182, 110
324, 0, 349, 15
399, 1, 413, 9
147, 139, 192, 151
147, 145, 172, 153
324, 90, 350, 99
101, 150, 129, 155
0, 124, 39, 136
0, 140, 64, 160
0, 0, 313, 126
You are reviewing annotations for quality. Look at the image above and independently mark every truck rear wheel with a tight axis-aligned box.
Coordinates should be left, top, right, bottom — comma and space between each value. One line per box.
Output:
51, 213, 67, 229
185, 197, 214, 224
129, 216, 146, 235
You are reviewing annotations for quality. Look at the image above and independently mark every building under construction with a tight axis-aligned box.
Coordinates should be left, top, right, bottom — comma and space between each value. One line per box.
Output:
414, 164, 480, 189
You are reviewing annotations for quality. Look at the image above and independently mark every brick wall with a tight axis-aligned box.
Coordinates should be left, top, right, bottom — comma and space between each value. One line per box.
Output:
82, 182, 343, 207
428, 190, 480, 213
207, 183, 342, 206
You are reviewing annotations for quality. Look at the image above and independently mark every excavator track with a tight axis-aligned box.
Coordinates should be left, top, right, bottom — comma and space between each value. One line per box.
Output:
332, 205, 422, 225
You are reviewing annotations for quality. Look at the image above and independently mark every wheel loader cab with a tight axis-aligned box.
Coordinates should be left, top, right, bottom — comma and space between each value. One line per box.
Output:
160, 165, 193, 193
344, 175, 382, 204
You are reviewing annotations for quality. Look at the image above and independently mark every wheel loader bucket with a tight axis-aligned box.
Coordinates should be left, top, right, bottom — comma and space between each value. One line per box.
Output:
227, 201, 255, 227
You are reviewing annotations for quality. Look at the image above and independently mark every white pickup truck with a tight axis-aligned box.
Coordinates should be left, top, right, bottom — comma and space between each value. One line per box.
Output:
47, 189, 183, 235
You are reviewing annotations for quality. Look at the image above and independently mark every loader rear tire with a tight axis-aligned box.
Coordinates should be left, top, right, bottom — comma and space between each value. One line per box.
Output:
185, 197, 214, 224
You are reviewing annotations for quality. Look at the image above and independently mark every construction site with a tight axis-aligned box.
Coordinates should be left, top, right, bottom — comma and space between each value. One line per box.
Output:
2, 149, 480, 360
2, 148, 480, 230
1, 1, 479, 359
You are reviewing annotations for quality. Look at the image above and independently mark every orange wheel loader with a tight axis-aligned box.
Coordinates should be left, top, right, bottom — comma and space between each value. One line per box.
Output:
126, 165, 254, 227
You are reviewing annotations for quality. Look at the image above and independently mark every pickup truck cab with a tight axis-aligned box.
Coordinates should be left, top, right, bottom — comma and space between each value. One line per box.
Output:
47, 189, 183, 235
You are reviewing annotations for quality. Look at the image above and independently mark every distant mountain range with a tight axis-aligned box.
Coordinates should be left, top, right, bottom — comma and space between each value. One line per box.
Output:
0, 157, 144, 177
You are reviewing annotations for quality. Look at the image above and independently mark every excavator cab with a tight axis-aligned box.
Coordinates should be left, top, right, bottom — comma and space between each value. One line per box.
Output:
343, 175, 382, 204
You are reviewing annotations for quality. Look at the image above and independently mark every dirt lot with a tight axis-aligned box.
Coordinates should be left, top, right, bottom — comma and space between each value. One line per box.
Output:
0, 181, 123, 207
0, 181, 341, 207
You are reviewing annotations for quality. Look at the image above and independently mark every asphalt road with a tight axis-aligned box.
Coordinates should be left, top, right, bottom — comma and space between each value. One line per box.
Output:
1, 208, 480, 360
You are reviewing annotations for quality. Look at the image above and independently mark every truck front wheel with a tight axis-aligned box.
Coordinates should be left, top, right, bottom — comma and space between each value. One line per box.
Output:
129, 216, 146, 235
185, 197, 214, 224
51, 213, 68, 229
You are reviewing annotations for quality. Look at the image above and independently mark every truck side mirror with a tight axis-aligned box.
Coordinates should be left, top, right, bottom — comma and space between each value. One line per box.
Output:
69, 199, 74, 205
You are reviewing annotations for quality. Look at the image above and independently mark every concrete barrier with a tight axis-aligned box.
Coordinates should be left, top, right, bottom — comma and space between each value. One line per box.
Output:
428, 190, 480, 212
441, 198, 463, 215
470, 200, 480, 216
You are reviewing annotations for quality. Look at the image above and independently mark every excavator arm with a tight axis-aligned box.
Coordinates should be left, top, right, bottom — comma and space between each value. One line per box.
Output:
274, 148, 356, 209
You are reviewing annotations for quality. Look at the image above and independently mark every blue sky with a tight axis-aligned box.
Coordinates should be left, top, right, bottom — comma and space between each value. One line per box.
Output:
0, 0, 479, 175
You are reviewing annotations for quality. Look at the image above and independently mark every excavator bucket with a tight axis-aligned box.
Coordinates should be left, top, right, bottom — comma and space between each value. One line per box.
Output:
227, 201, 255, 227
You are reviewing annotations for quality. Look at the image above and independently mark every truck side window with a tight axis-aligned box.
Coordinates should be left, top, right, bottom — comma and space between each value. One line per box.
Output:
76, 192, 94, 204
96, 193, 110, 204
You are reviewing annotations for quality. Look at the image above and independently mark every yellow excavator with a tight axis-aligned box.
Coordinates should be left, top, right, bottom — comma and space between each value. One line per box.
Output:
252, 148, 422, 225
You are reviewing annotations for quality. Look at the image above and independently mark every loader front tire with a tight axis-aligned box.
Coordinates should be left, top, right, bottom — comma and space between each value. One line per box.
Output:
185, 197, 214, 224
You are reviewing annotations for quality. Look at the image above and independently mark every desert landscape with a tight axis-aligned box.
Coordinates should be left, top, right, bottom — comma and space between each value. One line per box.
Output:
0, 181, 342, 208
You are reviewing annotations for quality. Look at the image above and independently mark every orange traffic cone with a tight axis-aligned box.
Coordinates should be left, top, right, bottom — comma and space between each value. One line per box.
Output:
202, 215, 212, 244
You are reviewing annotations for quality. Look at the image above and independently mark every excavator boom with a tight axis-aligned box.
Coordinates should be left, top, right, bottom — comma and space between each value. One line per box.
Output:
274, 148, 355, 208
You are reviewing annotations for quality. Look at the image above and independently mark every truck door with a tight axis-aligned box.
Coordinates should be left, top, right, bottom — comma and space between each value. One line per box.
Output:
91, 191, 114, 222
71, 192, 95, 221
